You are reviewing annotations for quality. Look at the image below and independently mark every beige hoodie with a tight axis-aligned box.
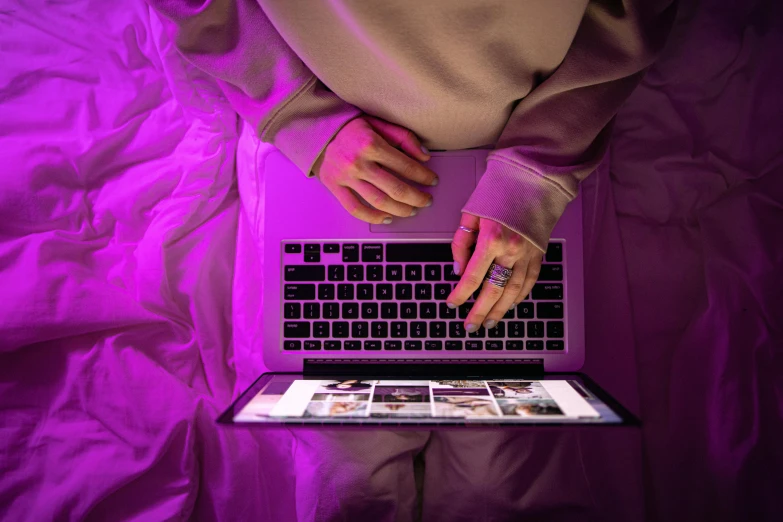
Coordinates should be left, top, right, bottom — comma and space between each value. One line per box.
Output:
150, 0, 676, 252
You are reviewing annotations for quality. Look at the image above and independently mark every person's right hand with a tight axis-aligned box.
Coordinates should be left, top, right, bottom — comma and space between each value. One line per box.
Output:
312, 115, 438, 224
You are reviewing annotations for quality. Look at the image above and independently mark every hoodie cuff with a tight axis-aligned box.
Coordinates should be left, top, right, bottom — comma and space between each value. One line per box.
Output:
461, 157, 575, 253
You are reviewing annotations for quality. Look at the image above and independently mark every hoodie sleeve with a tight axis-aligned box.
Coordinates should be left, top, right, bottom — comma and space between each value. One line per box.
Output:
462, 0, 677, 252
148, 0, 361, 176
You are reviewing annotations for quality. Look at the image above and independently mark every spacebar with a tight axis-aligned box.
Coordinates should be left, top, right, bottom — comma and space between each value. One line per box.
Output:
386, 243, 454, 262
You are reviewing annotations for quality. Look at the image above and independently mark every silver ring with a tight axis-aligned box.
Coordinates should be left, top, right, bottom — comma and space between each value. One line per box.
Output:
484, 262, 513, 288
458, 225, 477, 234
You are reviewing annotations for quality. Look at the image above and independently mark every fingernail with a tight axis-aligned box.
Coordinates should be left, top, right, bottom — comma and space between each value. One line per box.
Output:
466, 323, 477, 333
484, 319, 496, 329
509, 303, 517, 311
383, 217, 392, 224
420, 144, 430, 155
425, 198, 433, 207
431, 177, 439, 186
410, 208, 418, 216
447, 302, 456, 309
453, 262, 460, 275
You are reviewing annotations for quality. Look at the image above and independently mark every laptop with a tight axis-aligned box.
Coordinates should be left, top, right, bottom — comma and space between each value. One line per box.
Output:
219, 149, 638, 427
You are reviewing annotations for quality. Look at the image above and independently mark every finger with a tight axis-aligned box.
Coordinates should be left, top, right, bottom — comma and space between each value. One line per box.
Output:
482, 258, 528, 328
349, 178, 417, 218
515, 253, 543, 303
464, 253, 518, 332
446, 230, 497, 315
359, 163, 433, 208
330, 185, 393, 225
450, 213, 480, 279
363, 116, 431, 162
370, 139, 439, 187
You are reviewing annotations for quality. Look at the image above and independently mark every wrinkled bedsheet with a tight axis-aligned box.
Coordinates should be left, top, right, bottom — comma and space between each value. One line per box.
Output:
0, 0, 780, 521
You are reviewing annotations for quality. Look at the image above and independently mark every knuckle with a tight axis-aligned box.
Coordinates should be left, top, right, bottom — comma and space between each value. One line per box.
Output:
505, 281, 524, 294
464, 276, 483, 288
389, 181, 408, 201
372, 192, 388, 208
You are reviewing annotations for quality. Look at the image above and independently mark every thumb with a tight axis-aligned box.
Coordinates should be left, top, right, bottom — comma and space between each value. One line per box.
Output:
363, 115, 430, 162
451, 213, 480, 276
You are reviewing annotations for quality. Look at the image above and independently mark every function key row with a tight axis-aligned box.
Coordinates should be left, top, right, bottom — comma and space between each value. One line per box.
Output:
283, 339, 564, 351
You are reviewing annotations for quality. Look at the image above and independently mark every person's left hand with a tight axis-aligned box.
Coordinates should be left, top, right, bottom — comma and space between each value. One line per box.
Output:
446, 212, 543, 333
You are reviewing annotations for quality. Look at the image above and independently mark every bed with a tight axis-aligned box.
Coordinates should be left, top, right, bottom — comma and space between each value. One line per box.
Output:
0, 0, 780, 520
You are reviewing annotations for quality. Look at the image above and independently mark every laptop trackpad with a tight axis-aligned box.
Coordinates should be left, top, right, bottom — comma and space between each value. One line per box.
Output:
370, 155, 478, 234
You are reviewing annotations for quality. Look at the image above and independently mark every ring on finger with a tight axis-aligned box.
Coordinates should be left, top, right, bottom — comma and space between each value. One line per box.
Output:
458, 225, 477, 234
484, 262, 513, 288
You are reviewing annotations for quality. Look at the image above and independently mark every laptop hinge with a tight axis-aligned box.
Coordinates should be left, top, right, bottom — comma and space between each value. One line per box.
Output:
303, 358, 544, 378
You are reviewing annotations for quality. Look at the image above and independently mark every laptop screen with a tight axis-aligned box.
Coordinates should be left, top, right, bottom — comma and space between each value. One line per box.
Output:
219, 373, 637, 427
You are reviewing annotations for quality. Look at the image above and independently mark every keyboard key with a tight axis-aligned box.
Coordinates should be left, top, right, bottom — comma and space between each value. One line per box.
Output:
466, 341, 483, 350
284, 303, 300, 319
304, 340, 321, 350
364, 340, 382, 350
429, 322, 447, 338
434, 284, 451, 300
424, 265, 442, 281
415, 283, 432, 300
381, 302, 398, 319
304, 253, 320, 263
458, 302, 473, 319
487, 322, 506, 338
410, 321, 427, 338
508, 321, 525, 338
328, 265, 345, 281
283, 322, 310, 338
527, 340, 544, 350
283, 340, 301, 350
332, 322, 349, 338
545, 242, 563, 262
391, 322, 407, 338
371, 322, 388, 338
313, 322, 329, 338
400, 302, 417, 319
325, 340, 342, 350
546, 340, 565, 350
547, 321, 565, 338
386, 265, 404, 281
318, 284, 335, 300
351, 322, 369, 338
420, 303, 437, 319
284, 265, 325, 282
367, 265, 384, 281
445, 341, 463, 350
532, 283, 563, 300
395, 284, 413, 300
404, 340, 422, 350
323, 303, 339, 319
425, 341, 443, 350
342, 302, 359, 319
376, 284, 393, 300
323, 243, 340, 253
284, 244, 301, 254
357, 284, 374, 300
517, 302, 534, 318
439, 302, 457, 319
506, 340, 524, 350
444, 265, 461, 281
405, 265, 422, 281
342, 243, 359, 262
449, 321, 466, 338
337, 284, 354, 300
528, 321, 545, 338
384, 340, 402, 350
468, 326, 486, 338
361, 303, 379, 319
486, 341, 503, 350
362, 244, 384, 262
284, 284, 316, 300
348, 265, 364, 281
303, 303, 320, 319
304, 244, 320, 253
386, 243, 452, 262
539, 264, 563, 281
538, 303, 564, 319
345, 340, 362, 350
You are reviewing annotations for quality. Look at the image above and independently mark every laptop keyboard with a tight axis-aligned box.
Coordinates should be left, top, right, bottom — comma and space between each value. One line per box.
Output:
281, 241, 565, 352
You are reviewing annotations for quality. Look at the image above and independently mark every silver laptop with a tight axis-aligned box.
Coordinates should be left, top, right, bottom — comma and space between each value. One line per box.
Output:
260, 149, 584, 373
